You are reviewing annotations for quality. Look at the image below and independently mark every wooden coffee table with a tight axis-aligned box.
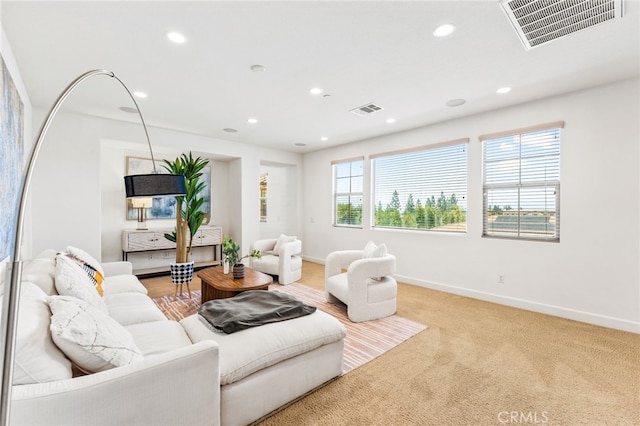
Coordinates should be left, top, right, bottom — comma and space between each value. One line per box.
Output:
198, 266, 273, 303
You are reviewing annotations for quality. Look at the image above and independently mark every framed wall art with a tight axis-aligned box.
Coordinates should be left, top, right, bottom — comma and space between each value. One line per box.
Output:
125, 156, 211, 221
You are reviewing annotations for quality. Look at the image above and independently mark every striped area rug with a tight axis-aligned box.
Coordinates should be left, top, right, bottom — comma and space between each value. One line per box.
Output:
151, 283, 427, 375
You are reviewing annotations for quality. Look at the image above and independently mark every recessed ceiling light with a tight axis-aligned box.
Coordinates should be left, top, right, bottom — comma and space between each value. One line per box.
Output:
167, 32, 186, 43
309, 87, 323, 95
250, 64, 266, 72
433, 24, 455, 37
133, 91, 147, 98
386, 118, 396, 124
223, 128, 238, 133
320, 137, 328, 141
497, 87, 512, 94
248, 118, 258, 124
446, 98, 466, 107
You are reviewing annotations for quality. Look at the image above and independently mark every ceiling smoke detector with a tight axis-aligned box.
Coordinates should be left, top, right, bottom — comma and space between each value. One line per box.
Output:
501, 0, 623, 50
350, 102, 384, 117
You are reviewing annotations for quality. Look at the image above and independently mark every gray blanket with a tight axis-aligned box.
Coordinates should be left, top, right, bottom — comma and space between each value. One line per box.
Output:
198, 290, 316, 334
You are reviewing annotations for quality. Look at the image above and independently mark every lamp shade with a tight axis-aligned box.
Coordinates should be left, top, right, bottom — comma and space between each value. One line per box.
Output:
130, 197, 153, 208
124, 174, 186, 198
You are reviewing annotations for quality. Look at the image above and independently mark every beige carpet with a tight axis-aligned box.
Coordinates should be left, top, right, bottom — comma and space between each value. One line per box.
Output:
151, 283, 426, 375
141, 263, 640, 426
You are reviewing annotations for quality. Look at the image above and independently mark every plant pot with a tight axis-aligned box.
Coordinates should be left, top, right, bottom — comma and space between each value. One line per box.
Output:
232, 263, 245, 279
170, 261, 195, 285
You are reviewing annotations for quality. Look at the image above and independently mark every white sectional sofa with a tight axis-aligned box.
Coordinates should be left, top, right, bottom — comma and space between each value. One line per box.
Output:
4, 249, 346, 426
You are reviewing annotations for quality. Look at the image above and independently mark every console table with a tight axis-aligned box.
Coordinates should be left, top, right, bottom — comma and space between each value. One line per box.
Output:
122, 226, 222, 275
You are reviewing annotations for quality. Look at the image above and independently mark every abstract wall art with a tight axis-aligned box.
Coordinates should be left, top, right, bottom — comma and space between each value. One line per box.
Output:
0, 54, 25, 261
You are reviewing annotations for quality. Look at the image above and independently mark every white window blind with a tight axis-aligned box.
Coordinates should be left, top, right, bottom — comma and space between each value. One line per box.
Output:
332, 157, 363, 227
482, 124, 561, 241
372, 140, 468, 232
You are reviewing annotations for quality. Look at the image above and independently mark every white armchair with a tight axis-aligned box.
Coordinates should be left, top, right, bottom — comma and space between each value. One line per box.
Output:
324, 244, 397, 322
250, 235, 302, 285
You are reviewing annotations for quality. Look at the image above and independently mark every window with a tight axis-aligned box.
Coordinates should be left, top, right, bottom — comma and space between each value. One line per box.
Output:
372, 139, 468, 232
482, 122, 562, 241
332, 157, 363, 227
259, 173, 267, 222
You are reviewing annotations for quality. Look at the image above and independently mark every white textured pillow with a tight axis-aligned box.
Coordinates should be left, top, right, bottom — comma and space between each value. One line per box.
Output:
64, 246, 104, 277
273, 234, 296, 255
363, 241, 387, 259
48, 295, 143, 373
55, 254, 107, 314
8, 282, 73, 384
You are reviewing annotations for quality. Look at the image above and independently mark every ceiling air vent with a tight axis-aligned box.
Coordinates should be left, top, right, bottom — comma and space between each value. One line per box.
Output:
501, 0, 623, 50
350, 103, 384, 117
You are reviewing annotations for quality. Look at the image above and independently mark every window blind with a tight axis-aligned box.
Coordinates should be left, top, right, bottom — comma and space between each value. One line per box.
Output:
483, 126, 561, 241
372, 140, 468, 232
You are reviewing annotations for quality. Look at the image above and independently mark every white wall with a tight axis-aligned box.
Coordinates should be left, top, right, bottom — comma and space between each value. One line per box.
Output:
27, 108, 303, 265
302, 78, 640, 333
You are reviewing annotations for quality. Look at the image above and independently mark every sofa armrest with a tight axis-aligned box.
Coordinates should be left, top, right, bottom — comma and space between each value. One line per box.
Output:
11, 341, 220, 426
101, 261, 133, 277
278, 239, 302, 257
324, 250, 363, 280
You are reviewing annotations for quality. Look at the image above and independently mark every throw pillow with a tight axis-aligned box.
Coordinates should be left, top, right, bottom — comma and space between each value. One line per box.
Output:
363, 241, 387, 259
8, 282, 73, 384
48, 295, 143, 373
55, 254, 108, 314
273, 234, 297, 255
64, 246, 105, 296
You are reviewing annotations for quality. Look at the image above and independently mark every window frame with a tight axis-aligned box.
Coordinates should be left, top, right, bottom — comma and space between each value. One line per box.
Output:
370, 138, 469, 233
332, 157, 364, 228
481, 122, 563, 242
259, 173, 267, 223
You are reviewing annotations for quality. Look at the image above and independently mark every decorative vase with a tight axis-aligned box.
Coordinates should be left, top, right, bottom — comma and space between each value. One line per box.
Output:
223, 259, 230, 274
170, 261, 195, 285
232, 263, 245, 279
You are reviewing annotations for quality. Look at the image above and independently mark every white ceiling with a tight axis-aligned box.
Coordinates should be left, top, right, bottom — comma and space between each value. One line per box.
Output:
2, 1, 639, 154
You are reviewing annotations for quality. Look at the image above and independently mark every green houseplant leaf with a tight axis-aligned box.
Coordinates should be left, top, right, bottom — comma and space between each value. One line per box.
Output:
162, 152, 210, 263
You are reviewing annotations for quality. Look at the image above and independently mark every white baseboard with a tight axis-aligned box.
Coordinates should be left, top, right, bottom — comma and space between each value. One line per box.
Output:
395, 274, 640, 334
301, 256, 639, 334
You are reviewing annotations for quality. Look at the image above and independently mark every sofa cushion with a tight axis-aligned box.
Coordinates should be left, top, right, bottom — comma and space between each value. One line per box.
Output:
125, 321, 193, 356
104, 292, 167, 326
181, 309, 346, 385
251, 255, 279, 276
326, 272, 349, 303
64, 246, 105, 278
48, 295, 143, 373
273, 234, 296, 255
7, 282, 73, 385
102, 274, 148, 295
55, 254, 107, 315
22, 251, 58, 295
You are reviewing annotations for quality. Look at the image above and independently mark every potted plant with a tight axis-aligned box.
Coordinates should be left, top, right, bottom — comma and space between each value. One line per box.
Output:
162, 152, 209, 285
222, 236, 261, 279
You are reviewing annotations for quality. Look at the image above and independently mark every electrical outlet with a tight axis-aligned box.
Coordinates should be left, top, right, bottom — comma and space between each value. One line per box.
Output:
148, 253, 153, 260
498, 274, 505, 284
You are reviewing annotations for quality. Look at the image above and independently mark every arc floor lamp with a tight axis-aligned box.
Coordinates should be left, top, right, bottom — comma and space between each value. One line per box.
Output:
0, 69, 186, 425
